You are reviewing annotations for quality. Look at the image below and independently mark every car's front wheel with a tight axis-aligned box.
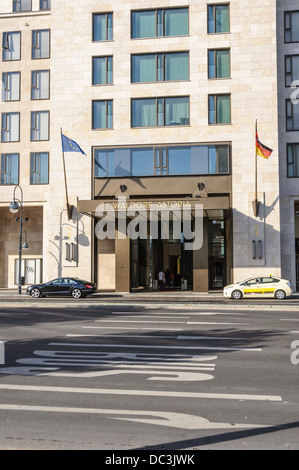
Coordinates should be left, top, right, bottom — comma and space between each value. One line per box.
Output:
71, 288, 82, 299
31, 288, 41, 298
275, 289, 286, 300
231, 289, 242, 300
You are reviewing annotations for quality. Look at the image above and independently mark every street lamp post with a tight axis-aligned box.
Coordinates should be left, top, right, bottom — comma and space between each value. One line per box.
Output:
9, 185, 29, 294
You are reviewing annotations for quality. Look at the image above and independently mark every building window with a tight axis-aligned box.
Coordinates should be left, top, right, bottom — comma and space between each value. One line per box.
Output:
14, 259, 42, 285
208, 94, 231, 124
2, 72, 20, 101
208, 4, 230, 34
132, 52, 189, 83
93, 13, 113, 41
0, 153, 19, 185
13, 0, 31, 11
131, 7, 189, 39
30, 111, 49, 140
32, 29, 50, 59
285, 55, 299, 86
287, 144, 299, 177
92, 100, 113, 129
132, 96, 189, 127
286, 99, 299, 131
94, 144, 230, 178
208, 49, 230, 79
31, 70, 50, 99
30, 152, 49, 184
285, 11, 299, 43
1, 112, 20, 142
93, 56, 113, 85
2, 31, 21, 61
40, 0, 51, 10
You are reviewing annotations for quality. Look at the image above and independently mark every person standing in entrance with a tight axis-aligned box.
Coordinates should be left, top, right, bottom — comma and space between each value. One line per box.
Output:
158, 269, 165, 290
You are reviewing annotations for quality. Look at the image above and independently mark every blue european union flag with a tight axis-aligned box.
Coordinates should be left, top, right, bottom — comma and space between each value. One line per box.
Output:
61, 133, 86, 155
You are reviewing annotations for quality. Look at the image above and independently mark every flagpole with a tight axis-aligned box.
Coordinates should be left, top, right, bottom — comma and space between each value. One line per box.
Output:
253, 119, 260, 217
61, 128, 73, 220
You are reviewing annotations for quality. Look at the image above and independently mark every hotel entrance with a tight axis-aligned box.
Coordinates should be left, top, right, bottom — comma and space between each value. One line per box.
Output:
130, 228, 193, 291
129, 211, 227, 291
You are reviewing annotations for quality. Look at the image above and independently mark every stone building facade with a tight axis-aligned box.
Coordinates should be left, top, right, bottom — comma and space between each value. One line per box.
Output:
0, 0, 297, 292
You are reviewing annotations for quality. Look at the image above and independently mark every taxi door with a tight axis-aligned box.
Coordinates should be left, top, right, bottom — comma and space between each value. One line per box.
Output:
242, 278, 264, 297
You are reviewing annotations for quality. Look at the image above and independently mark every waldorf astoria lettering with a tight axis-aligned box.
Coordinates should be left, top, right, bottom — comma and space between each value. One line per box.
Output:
111, 200, 192, 210
95, 196, 203, 250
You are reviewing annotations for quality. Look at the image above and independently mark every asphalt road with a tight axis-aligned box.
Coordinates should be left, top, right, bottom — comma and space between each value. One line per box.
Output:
0, 301, 299, 451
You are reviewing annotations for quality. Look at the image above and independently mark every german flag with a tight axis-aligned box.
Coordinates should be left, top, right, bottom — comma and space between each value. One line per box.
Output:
255, 131, 273, 159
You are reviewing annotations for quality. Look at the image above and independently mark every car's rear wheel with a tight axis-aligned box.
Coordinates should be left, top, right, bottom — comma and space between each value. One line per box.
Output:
31, 288, 41, 298
71, 288, 82, 299
275, 289, 286, 300
231, 289, 242, 300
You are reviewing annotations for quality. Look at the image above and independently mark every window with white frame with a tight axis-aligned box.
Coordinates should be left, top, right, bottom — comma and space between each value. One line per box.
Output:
2, 72, 20, 101
1, 112, 20, 142
32, 30, 50, 59
30, 111, 49, 140
2, 31, 21, 61
31, 70, 50, 99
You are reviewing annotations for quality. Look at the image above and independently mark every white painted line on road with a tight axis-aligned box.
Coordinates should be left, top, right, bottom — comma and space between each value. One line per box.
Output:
290, 331, 299, 333
0, 404, 272, 430
78, 327, 184, 331
93, 320, 186, 323
188, 322, 249, 325
60, 340, 262, 352
177, 335, 245, 340
0, 383, 282, 402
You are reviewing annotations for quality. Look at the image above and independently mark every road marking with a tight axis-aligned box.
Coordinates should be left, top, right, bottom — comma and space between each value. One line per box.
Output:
0, 384, 282, 402
78, 327, 184, 331
61, 340, 261, 351
0, 404, 272, 430
187, 321, 249, 325
95, 320, 186, 323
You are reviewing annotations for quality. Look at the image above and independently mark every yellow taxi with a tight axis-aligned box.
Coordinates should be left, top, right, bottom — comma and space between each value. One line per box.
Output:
223, 275, 293, 300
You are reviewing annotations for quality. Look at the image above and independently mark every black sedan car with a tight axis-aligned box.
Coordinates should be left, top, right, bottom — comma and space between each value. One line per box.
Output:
26, 277, 97, 299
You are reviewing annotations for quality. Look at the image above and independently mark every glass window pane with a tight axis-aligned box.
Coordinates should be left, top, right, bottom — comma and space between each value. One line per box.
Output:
291, 12, 299, 42
131, 148, 153, 176
216, 5, 229, 33
164, 8, 188, 36
208, 51, 216, 78
293, 56, 299, 81
132, 54, 156, 82
132, 11, 156, 38
165, 52, 189, 81
93, 14, 105, 40
165, 97, 189, 125
94, 150, 107, 176
216, 49, 230, 77
216, 95, 231, 123
208, 6, 215, 33
93, 101, 106, 128
168, 146, 190, 175
3, 32, 21, 60
132, 99, 156, 127
93, 57, 109, 84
